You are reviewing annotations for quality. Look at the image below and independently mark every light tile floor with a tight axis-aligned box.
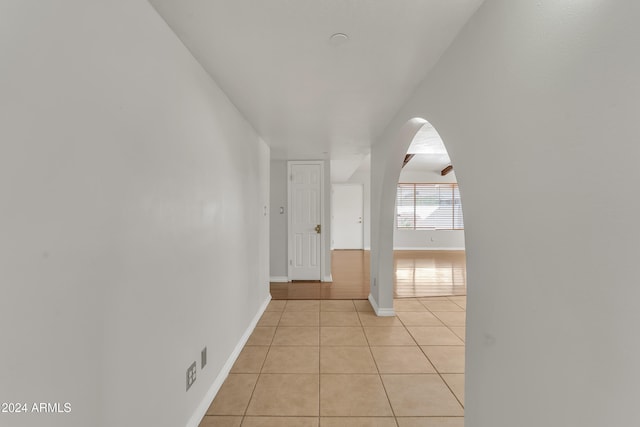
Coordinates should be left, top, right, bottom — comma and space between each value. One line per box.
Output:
200, 296, 465, 427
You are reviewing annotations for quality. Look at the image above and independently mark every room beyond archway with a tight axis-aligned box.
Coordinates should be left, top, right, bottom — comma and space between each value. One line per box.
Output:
394, 121, 466, 297
368, 118, 466, 315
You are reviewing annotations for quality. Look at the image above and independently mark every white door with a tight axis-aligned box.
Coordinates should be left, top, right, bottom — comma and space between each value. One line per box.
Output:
288, 162, 322, 280
332, 184, 364, 249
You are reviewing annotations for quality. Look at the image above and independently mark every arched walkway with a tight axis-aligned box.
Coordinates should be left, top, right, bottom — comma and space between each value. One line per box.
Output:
369, 117, 464, 314
369, 118, 428, 314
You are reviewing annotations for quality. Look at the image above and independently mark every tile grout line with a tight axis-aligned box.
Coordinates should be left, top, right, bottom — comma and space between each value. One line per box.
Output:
415, 298, 466, 345
407, 300, 465, 411
360, 301, 399, 425
240, 303, 285, 424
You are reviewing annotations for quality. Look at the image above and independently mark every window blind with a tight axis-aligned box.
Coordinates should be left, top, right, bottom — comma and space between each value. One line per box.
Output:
396, 183, 464, 230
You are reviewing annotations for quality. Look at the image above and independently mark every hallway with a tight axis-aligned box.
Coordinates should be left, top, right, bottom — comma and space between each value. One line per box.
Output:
270, 250, 467, 300
199, 295, 465, 426
4, 2, 637, 426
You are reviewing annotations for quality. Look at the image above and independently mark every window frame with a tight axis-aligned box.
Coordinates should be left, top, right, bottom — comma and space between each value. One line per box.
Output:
396, 182, 464, 231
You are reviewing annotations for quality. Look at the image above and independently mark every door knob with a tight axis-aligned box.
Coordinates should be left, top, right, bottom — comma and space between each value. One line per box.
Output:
315, 224, 321, 234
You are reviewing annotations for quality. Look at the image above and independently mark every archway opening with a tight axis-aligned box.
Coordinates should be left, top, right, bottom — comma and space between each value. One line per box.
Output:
369, 118, 466, 314
394, 121, 466, 297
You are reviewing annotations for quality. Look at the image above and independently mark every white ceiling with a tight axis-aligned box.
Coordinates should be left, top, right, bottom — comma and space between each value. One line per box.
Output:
404, 121, 451, 172
407, 122, 448, 156
354, 121, 452, 175
148, 0, 483, 179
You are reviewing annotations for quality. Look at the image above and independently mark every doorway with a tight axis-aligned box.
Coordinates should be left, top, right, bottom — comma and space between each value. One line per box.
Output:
287, 161, 324, 280
331, 184, 364, 250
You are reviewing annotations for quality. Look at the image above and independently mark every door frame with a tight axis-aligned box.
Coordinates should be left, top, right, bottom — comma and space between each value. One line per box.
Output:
287, 160, 326, 281
331, 183, 364, 250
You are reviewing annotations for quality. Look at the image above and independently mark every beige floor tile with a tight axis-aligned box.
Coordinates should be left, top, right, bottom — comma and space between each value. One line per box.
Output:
447, 297, 466, 309
420, 300, 464, 312
279, 311, 320, 326
272, 327, 319, 346
363, 327, 416, 346
421, 346, 465, 373
231, 346, 269, 373
381, 374, 463, 416
370, 346, 435, 374
442, 374, 465, 406
206, 374, 258, 415
238, 294, 466, 424
262, 346, 320, 373
198, 416, 242, 427
406, 327, 463, 346
246, 327, 276, 346
353, 300, 374, 312
321, 311, 361, 326
246, 374, 319, 416
357, 312, 403, 326
321, 300, 356, 311
320, 374, 393, 416
321, 417, 398, 427
257, 311, 282, 327
396, 417, 464, 427
242, 416, 319, 427
432, 312, 466, 327
320, 346, 377, 373
321, 327, 368, 346
285, 300, 321, 311
394, 299, 428, 312
397, 311, 444, 326
449, 327, 465, 342
265, 300, 286, 312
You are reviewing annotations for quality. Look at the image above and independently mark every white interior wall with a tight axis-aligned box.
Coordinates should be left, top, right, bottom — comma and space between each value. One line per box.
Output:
0, 2, 269, 427
372, 1, 640, 425
398, 169, 458, 183
269, 159, 288, 280
323, 160, 332, 280
395, 167, 465, 250
370, 119, 427, 314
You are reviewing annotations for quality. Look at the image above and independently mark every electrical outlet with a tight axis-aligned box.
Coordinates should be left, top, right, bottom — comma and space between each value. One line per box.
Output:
186, 361, 197, 391
201, 347, 207, 369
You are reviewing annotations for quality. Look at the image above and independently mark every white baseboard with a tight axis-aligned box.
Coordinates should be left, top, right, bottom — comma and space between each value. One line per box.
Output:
393, 247, 465, 251
368, 293, 395, 317
346, 247, 460, 251
186, 294, 271, 427
272, 275, 333, 282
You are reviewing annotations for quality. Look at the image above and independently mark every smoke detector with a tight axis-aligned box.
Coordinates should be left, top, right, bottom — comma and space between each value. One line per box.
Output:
329, 33, 349, 45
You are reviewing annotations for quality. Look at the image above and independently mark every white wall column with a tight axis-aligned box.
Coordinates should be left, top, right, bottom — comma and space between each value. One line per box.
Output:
369, 118, 426, 316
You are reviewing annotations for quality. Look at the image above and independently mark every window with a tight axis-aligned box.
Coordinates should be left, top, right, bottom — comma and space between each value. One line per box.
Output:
396, 183, 464, 230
